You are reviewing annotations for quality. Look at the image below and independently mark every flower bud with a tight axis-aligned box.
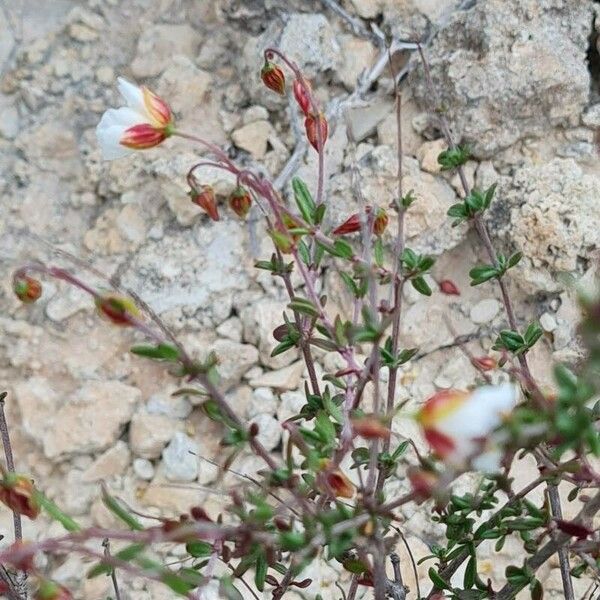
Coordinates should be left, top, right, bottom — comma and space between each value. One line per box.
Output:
352, 416, 390, 440
120, 123, 168, 150
332, 213, 361, 236
228, 186, 252, 219
261, 61, 285, 95
471, 356, 497, 372
190, 506, 211, 521
319, 459, 355, 498
304, 113, 328, 151
190, 185, 219, 221
35, 580, 73, 600
439, 279, 460, 296
13, 274, 42, 304
373, 208, 388, 236
407, 467, 439, 501
293, 79, 311, 115
95, 293, 140, 327
0, 474, 40, 519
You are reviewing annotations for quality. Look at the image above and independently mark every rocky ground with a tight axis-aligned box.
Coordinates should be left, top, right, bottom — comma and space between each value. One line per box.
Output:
1, 0, 600, 598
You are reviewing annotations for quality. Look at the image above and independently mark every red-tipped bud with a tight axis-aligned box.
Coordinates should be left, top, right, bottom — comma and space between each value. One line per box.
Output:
333, 213, 361, 236
35, 580, 73, 600
352, 416, 391, 440
13, 274, 42, 304
373, 208, 388, 236
305, 113, 328, 151
293, 79, 312, 115
228, 186, 252, 219
190, 506, 211, 521
407, 467, 440, 502
0, 474, 40, 520
319, 459, 355, 498
471, 356, 497, 372
120, 124, 169, 150
261, 62, 285, 95
190, 185, 219, 221
95, 293, 140, 327
439, 279, 460, 296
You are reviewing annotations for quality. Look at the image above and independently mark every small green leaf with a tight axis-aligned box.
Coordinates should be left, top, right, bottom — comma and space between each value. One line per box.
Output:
428, 567, 452, 591
508, 251, 523, 268
34, 491, 80, 532
131, 343, 180, 361
469, 265, 499, 286
374, 237, 384, 267
411, 276, 432, 296
255, 551, 267, 591
292, 177, 316, 224
186, 541, 213, 558
102, 486, 144, 531
288, 297, 319, 318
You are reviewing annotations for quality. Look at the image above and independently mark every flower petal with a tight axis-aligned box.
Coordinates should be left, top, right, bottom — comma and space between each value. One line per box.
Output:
117, 77, 146, 114
436, 383, 517, 440
96, 123, 132, 160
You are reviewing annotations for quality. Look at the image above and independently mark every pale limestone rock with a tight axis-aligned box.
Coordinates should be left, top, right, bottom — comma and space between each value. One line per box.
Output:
248, 387, 278, 418
416, 138, 447, 174
129, 413, 179, 459
410, 0, 592, 157
470, 298, 500, 325
133, 458, 155, 481
131, 25, 201, 78
250, 413, 281, 451
249, 361, 304, 390
162, 432, 198, 482
14, 377, 60, 441
350, 0, 381, 19
241, 299, 299, 369
338, 34, 377, 89
502, 159, 600, 292
42, 381, 140, 459
142, 467, 205, 515
231, 120, 276, 159
216, 316, 243, 342
82, 441, 131, 482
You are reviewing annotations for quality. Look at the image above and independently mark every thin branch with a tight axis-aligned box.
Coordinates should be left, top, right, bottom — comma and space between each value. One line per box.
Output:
0, 392, 25, 599
548, 484, 575, 600
102, 538, 122, 600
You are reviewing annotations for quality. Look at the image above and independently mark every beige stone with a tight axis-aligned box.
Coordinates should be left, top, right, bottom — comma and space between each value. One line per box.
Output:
129, 413, 179, 459
42, 381, 140, 459
82, 441, 131, 482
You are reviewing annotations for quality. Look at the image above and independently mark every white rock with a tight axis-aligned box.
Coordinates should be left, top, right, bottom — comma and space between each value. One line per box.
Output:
470, 299, 501, 325
232, 120, 277, 159
162, 433, 199, 482
82, 441, 131, 482
0, 103, 19, 140
241, 299, 299, 369
216, 316, 243, 342
249, 361, 305, 391
248, 387, 278, 418
131, 25, 201, 78
540, 312, 558, 332
133, 458, 155, 481
278, 390, 306, 421
416, 139, 447, 174
129, 413, 179, 459
146, 392, 193, 420
43, 381, 140, 459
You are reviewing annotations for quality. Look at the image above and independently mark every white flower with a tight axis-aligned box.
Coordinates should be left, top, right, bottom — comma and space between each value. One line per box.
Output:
418, 383, 519, 472
96, 77, 173, 160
